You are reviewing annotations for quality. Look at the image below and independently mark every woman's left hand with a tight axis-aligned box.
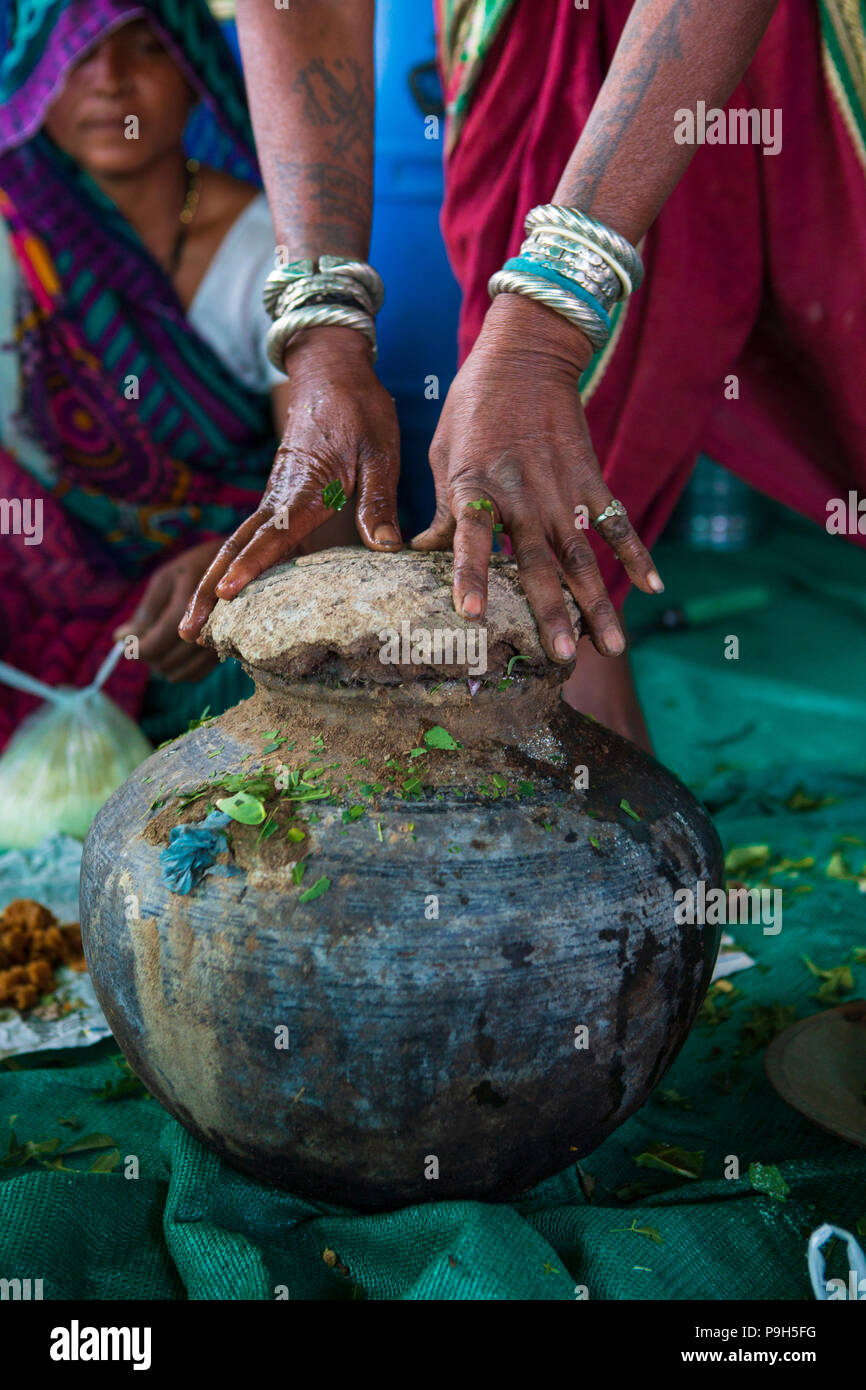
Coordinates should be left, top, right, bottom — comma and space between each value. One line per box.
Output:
411, 295, 661, 663
114, 539, 224, 681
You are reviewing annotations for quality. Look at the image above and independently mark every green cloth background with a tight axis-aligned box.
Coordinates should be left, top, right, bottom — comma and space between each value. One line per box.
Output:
1, 513, 864, 1300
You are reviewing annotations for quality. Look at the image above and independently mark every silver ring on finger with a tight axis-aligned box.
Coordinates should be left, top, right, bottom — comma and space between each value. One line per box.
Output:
592, 499, 628, 530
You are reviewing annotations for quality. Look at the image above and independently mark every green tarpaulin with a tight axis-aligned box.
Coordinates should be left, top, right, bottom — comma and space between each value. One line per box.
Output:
1, 513, 864, 1300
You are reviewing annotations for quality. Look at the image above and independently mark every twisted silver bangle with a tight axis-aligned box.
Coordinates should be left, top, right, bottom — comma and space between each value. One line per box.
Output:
319, 255, 385, 314
524, 204, 644, 294
273, 273, 377, 322
266, 303, 377, 370
263, 256, 384, 320
487, 267, 610, 351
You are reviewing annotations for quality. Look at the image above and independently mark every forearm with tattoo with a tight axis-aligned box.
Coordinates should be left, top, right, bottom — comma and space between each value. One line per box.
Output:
234, 0, 375, 260
553, 0, 780, 243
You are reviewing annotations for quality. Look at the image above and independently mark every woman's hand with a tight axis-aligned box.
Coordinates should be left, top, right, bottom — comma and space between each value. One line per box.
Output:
114, 538, 224, 681
411, 295, 663, 664
179, 327, 401, 643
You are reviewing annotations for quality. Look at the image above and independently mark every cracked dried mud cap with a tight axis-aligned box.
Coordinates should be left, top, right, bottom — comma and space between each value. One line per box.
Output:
202, 547, 581, 686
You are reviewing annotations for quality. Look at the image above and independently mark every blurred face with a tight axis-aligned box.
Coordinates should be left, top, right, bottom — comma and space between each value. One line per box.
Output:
42, 18, 194, 176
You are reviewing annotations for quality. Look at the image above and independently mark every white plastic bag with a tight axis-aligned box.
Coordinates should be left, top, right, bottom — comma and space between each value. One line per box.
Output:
0, 643, 152, 849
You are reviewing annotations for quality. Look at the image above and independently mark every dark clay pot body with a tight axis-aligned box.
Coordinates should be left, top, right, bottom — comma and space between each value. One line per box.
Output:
81, 674, 723, 1209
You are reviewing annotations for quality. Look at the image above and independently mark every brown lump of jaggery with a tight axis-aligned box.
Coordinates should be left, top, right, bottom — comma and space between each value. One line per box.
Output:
0, 899, 86, 1012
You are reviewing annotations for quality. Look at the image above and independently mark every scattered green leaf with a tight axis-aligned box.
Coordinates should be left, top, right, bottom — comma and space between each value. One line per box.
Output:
748, 1162, 789, 1201
61, 1132, 117, 1155
423, 726, 460, 751
724, 844, 771, 876
620, 798, 641, 821
634, 1142, 704, 1180
784, 787, 837, 812
322, 480, 347, 511
88, 1149, 122, 1173
298, 876, 331, 904
737, 1003, 796, 1056
187, 707, 213, 731
802, 955, 855, 1004
216, 791, 267, 825
611, 1219, 663, 1245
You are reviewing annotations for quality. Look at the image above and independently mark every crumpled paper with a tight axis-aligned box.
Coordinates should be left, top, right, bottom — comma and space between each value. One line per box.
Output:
711, 932, 756, 981
0, 834, 112, 1060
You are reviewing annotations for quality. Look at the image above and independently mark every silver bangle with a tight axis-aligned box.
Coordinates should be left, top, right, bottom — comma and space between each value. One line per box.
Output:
266, 303, 378, 370
487, 266, 610, 351
272, 273, 377, 321
263, 256, 384, 320
531, 225, 633, 299
520, 236, 620, 308
524, 205, 644, 294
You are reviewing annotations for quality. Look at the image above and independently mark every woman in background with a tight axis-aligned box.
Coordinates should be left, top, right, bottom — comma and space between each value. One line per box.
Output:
0, 0, 347, 746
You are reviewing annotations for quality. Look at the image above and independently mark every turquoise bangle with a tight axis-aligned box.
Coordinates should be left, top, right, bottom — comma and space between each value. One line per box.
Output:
503, 256, 611, 331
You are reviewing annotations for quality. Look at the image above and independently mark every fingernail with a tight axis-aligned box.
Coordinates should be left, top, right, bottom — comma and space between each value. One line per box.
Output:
648, 570, 665, 593
462, 593, 483, 619
553, 633, 576, 661
373, 524, 400, 546
604, 626, 626, 655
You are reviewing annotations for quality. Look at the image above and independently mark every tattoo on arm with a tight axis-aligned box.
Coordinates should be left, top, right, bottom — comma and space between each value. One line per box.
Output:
567, 0, 695, 206
292, 57, 372, 167
272, 157, 373, 257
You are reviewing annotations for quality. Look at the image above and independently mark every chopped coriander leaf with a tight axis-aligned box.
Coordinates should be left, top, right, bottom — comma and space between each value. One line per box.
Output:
299, 876, 331, 903
216, 791, 267, 825
424, 726, 460, 750
748, 1162, 789, 1200
322, 480, 347, 511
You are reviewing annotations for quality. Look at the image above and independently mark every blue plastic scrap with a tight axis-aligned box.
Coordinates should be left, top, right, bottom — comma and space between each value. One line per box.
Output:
159, 810, 232, 895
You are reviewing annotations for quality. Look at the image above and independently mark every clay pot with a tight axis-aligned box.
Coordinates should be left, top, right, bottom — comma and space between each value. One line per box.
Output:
80, 550, 723, 1208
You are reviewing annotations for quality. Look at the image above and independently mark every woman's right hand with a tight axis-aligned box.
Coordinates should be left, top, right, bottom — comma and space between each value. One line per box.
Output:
179, 326, 402, 643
